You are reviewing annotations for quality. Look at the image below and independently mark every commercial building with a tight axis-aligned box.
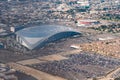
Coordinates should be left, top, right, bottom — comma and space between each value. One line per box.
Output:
76, 19, 100, 27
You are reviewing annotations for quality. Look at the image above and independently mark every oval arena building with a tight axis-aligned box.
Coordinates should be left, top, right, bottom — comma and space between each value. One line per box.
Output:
15, 25, 81, 50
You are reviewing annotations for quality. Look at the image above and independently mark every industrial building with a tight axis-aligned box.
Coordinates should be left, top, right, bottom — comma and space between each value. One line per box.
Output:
15, 25, 81, 50
76, 19, 100, 27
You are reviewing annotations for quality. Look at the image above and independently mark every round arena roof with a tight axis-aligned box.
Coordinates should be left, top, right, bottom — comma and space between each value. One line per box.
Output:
16, 25, 81, 50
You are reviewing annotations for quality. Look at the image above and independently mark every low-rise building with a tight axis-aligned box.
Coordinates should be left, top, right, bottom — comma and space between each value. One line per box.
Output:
76, 19, 100, 27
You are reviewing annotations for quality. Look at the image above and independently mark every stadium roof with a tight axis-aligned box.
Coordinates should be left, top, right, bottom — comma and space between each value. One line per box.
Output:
16, 25, 81, 50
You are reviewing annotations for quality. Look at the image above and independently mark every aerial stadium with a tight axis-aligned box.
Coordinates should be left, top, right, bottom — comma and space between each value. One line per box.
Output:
15, 25, 81, 50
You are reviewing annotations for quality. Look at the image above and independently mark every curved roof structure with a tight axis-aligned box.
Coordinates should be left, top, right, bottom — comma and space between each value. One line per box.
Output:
16, 25, 81, 50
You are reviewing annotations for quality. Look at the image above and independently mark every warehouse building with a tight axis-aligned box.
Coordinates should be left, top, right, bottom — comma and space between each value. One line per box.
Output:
76, 19, 100, 27
15, 25, 81, 50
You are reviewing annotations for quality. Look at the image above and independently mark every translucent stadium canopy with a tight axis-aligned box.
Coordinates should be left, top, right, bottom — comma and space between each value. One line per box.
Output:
16, 25, 81, 50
